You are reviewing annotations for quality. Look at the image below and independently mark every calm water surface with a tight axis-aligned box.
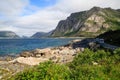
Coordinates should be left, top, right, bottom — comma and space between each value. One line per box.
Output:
0, 38, 75, 56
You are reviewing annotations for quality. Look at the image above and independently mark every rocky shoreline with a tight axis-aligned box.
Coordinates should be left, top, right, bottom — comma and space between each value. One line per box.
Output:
1, 38, 117, 79
9, 39, 84, 65
0, 39, 84, 79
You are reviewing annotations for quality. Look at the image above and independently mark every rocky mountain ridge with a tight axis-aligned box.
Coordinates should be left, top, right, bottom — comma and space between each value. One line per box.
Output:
31, 32, 47, 38
52, 7, 120, 37
31, 30, 53, 38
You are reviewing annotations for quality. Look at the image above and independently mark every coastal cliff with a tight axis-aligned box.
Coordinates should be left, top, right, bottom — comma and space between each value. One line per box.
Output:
52, 7, 120, 37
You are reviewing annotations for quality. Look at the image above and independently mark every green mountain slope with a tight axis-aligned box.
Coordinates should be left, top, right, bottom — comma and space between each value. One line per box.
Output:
52, 7, 120, 37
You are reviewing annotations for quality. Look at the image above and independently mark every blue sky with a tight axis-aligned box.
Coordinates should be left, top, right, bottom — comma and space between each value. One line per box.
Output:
0, 0, 120, 36
30, 0, 57, 8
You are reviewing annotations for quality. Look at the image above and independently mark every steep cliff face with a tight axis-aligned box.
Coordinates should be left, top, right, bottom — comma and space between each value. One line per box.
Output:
0, 31, 19, 38
52, 7, 120, 37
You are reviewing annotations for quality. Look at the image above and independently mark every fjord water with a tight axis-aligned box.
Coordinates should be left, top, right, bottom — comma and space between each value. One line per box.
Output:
0, 38, 74, 56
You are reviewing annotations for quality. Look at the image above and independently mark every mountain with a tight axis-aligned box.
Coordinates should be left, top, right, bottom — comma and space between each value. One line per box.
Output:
31, 32, 47, 38
0, 31, 19, 39
21, 36, 29, 39
97, 30, 120, 47
31, 31, 53, 38
52, 7, 120, 37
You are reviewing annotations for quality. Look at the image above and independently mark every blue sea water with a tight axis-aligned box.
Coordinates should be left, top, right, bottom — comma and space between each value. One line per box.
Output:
0, 38, 75, 56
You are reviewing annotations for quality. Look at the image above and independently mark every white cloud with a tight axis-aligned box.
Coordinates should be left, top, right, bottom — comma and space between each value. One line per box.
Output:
0, 25, 18, 32
52, 0, 120, 13
11, 9, 69, 36
0, 0, 120, 36
0, 0, 29, 17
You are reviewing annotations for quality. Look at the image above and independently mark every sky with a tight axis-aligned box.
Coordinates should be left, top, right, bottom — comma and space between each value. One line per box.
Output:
0, 0, 120, 36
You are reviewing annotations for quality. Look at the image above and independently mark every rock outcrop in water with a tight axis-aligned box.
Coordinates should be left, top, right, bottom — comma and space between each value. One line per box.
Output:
0, 31, 19, 39
52, 7, 120, 37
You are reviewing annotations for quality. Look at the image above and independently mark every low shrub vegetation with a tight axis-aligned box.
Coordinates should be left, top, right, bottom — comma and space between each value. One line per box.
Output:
68, 48, 120, 80
10, 48, 120, 80
10, 61, 71, 80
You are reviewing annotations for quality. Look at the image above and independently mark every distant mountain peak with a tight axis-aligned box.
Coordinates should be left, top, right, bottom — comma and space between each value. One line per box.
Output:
90, 6, 102, 11
0, 31, 19, 38
31, 30, 53, 38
